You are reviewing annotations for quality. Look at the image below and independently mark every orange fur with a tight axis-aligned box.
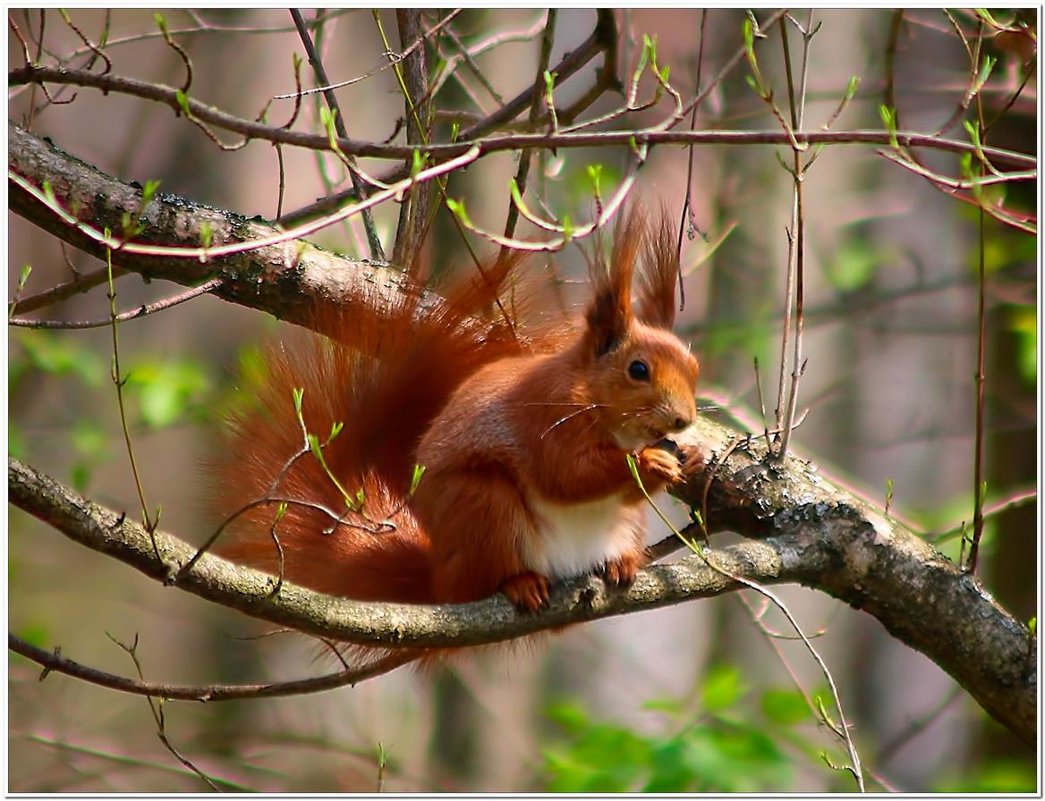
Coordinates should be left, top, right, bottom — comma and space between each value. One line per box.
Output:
212, 205, 700, 643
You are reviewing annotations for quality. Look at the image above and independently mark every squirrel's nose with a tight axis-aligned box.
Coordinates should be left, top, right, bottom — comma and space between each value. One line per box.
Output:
668, 414, 692, 432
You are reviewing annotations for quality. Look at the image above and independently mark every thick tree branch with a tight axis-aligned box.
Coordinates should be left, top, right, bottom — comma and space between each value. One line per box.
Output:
671, 415, 1035, 745
9, 455, 786, 649
8, 125, 1035, 746
9, 405, 1035, 745
8, 121, 408, 330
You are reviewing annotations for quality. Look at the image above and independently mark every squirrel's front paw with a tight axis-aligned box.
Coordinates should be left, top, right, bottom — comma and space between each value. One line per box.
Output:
678, 444, 705, 477
637, 445, 684, 487
499, 571, 551, 612
599, 551, 647, 587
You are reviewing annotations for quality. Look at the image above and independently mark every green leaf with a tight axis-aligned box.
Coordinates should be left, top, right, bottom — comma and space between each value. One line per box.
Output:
845, 75, 860, 100
1007, 305, 1036, 385
760, 689, 811, 726
445, 198, 472, 227
643, 696, 685, 716
546, 701, 589, 734
625, 452, 640, 482
174, 89, 191, 116
71, 419, 109, 460
879, 104, 898, 147
823, 237, 878, 293
561, 214, 574, 243
327, 420, 344, 443
15, 624, 51, 649
742, 17, 754, 54
935, 757, 1036, 793
701, 664, 745, 713
71, 462, 92, 492
15, 329, 106, 386
409, 463, 426, 496
972, 54, 997, 93
586, 163, 603, 196
124, 358, 210, 428
410, 149, 425, 178
8, 425, 26, 460
141, 178, 161, 206
543, 69, 557, 97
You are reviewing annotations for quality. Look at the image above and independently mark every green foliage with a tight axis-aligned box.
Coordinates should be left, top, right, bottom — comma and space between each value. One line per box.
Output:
123, 357, 211, 428
12, 329, 106, 387
760, 689, 812, 726
541, 665, 819, 792
9, 332, 213, 486
878, 104, 899, 148
701, 310, 774, 370
700, 663, 746, 713
217, 343, 269, 418
934, 758, 1037, 793
12, 623, 51, 649
823, 237, 883, 294
70, 418, 111, 491
562, 159, 621, 209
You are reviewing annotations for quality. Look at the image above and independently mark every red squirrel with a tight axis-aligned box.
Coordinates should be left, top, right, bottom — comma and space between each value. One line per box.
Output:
213, 206, 699, 615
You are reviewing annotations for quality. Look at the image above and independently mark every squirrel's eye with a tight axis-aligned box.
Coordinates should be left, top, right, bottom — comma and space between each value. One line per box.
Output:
628, 360, 650, 382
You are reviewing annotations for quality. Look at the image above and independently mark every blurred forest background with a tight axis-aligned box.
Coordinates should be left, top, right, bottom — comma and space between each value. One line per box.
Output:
8, 8, 1037, 792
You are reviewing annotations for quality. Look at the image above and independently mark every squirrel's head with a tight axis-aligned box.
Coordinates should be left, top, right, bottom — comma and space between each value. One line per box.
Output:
581, 205, 700, 451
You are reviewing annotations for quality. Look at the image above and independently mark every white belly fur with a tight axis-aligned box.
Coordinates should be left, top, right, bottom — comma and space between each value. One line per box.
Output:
523, 493, 638, 578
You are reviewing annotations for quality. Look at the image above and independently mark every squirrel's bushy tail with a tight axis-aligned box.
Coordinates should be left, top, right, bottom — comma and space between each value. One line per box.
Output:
211, 256, 528, 602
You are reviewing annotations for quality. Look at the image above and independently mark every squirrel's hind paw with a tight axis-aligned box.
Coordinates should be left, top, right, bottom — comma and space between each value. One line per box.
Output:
598, 551, 646, 587
500, 571, 551, 612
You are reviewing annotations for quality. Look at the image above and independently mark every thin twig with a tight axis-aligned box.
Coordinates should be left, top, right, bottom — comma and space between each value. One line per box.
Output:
275, 9, 461, 100
10, 278, 222, 329
290, 8, 384, 261
5, 264, 126, 315
882, 10, 904, 128
11, 66, 1037, 169
103, 243, 160, 557
388, 9, 433, 268
675, 9, 710, 312
502, 9, 557, 245
966, 157, 988, 575
57, 8, 112, 75
776, 12, 815, 459
10, 633, 419, 702
9, 15, 32, 64
107, 632, 220, 791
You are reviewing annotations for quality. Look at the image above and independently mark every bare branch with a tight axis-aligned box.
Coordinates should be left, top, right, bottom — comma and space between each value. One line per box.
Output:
290, 8, 384, 261
13, 68, 1032, 170
10, 634, 418, 701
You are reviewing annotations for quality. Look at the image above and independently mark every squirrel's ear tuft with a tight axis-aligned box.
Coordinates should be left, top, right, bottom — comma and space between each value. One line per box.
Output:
585, 205, 644, 356
635, 204, 680, 329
